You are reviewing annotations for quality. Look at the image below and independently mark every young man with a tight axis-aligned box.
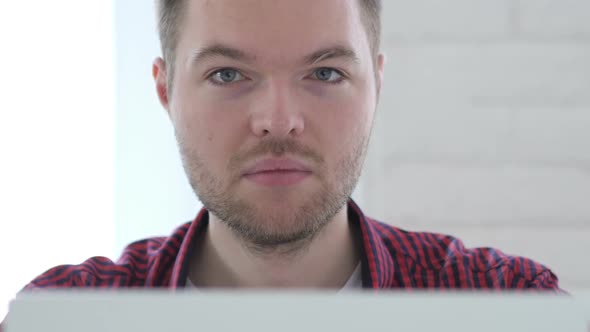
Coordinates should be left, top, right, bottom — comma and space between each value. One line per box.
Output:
14, 0, 561, 291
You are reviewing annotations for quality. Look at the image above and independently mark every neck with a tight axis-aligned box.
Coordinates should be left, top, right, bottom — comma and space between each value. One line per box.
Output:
189, 205, 360, 288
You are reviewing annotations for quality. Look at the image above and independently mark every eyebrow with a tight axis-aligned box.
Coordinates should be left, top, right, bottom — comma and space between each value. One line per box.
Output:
190, 44, 256, 66
189, 44, 360, 66
303, 46, 360, 65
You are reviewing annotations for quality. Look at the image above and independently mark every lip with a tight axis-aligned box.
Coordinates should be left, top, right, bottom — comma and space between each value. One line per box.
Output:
242, 158, 312, 187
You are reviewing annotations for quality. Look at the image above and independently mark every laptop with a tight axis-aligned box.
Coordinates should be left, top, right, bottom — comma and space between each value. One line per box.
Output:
4, 290, 587, 332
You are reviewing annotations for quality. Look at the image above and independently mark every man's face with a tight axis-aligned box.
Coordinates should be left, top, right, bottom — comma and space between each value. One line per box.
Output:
159, 0, 383, 247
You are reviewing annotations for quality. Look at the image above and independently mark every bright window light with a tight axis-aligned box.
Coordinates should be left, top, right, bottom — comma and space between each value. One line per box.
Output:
0, 1, 115, 319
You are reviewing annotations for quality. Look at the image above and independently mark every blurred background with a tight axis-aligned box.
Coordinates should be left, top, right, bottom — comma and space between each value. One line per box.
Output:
1, 0, 589, 318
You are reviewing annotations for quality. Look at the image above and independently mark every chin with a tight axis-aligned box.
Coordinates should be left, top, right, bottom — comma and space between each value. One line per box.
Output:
251, 196, 306, 214
241, 184, 310, 202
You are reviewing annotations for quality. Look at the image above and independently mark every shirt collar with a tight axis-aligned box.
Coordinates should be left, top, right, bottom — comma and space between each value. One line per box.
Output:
169, 199, 393, 289
348, 199, 395, 288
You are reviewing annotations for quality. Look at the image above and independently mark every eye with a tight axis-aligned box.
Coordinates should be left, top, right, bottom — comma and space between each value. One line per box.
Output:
311, 67, 344, 83
208, 68, 246, 85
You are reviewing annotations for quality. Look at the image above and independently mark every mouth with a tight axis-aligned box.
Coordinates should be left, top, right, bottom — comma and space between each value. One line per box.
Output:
242, 158, 313, 187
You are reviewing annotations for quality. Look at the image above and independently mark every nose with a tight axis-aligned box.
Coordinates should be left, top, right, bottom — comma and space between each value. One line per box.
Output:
249, 79, 305, 138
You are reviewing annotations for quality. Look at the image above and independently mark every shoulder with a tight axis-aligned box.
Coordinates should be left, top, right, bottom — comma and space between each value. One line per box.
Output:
365, 217, 561, 290
24, 255, 133, 288
24, 222, 192, 289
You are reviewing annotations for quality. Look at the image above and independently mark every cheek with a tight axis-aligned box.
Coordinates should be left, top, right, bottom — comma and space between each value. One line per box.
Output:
311, 90, 372, 142
174, 93, 248, 173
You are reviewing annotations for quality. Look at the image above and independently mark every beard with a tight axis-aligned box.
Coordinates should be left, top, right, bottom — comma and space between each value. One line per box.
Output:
176, 133, 368, 254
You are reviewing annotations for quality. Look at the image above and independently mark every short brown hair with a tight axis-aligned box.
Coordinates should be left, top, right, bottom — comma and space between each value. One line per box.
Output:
157, 0, 382, 89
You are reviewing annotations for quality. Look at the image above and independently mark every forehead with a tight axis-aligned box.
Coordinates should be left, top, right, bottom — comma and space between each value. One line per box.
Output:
178, 0, 369, 65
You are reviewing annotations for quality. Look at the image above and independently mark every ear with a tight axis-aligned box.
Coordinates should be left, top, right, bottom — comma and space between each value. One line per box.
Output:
375, 53, 385, 99
153, 57, 170, 113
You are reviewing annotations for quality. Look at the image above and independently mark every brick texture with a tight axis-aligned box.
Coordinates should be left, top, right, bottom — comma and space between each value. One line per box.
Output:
519, 0, 590, 38
363, 1, 590, 288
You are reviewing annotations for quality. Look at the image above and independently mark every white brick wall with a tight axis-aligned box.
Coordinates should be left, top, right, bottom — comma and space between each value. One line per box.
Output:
382, 0, 513, 41
519, 0, 590, 38
361, 0, 590, 291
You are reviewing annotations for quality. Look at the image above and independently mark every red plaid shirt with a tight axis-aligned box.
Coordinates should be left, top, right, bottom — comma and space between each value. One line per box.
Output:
18, 200, 560, 290
0, 200, 564, 331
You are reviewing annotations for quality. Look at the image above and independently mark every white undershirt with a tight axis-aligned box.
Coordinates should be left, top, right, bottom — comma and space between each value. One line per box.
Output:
186, 263, 363, 290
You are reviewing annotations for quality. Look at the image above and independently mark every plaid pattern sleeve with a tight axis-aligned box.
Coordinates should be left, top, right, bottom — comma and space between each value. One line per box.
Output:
352, 201, 561, 291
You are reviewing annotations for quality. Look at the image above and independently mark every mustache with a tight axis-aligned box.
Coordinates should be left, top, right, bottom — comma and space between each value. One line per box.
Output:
229, 139, 324, 170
